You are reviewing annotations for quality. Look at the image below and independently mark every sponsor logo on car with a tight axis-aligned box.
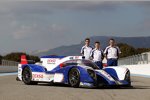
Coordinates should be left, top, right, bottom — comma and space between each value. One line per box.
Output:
32, 74, 43, 78
75, 56, 80, 59
47, 59, 56, 64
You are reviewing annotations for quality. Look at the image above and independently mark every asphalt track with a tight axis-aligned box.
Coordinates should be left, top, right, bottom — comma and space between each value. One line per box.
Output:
0, 75, 150, 100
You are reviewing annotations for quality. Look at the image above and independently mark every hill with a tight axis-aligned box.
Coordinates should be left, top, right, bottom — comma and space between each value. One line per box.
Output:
32, 36, 150, 57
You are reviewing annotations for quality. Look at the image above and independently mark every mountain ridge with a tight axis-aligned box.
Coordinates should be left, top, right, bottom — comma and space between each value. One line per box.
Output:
32, 36, 150, 57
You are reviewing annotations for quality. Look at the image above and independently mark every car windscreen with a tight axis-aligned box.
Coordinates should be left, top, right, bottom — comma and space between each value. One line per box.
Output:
64, 60, 99, 69
81, 60, 99, 69
65, 63, 78, 66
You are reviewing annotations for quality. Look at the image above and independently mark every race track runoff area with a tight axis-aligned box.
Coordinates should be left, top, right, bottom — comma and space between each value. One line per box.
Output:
0, 75, 150, 100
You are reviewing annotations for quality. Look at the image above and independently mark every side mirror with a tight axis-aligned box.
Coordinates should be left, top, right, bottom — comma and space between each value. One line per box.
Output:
82, 56, 85, 59
60, 63, 65, 68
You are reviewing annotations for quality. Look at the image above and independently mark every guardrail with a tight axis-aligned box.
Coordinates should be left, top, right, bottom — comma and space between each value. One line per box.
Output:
0, 60, 19, 73
118, 52, 150, 65
1, 60, 19, 66
0, 66, 18, 73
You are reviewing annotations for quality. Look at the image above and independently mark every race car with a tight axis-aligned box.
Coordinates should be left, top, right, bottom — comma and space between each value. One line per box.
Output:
17, 55, 131, 88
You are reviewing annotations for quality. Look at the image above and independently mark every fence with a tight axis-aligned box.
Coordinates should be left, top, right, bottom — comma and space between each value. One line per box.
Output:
1, 60, 19, 66
0, 60, 19, 73
118, 52, 150, 65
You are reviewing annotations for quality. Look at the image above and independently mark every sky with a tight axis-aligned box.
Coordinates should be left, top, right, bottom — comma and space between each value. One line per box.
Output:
0, 1, 150, 54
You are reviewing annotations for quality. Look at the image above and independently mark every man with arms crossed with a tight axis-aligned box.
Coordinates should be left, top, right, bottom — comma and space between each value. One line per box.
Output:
104, 39, 121, 66
90, 41, 104, 69
81, 38, 93, 60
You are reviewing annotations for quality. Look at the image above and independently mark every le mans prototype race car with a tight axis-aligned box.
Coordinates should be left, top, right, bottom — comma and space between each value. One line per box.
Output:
17, 55, 131, 88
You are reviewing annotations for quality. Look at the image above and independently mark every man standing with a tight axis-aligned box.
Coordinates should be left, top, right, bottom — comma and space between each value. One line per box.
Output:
90, 41, 104, 69
81, 38, 93, 60
104, 38, 121, 66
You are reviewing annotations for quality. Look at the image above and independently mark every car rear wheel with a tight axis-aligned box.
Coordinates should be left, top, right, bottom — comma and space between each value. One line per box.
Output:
125, 71, 131, 87
69, 68, 80, 88
22, 67, 38, 85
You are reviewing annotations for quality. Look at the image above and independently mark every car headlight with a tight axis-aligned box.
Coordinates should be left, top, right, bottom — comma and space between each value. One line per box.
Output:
87, 69, 96, 80
125, 71, 130, 82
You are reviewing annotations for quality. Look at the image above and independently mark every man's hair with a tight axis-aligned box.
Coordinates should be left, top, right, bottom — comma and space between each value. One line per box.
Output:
95, 41, 100, 44
109, 38, 115, 42
85, 38, 90, 42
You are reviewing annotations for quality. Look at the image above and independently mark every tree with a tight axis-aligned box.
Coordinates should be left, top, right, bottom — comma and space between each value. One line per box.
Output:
117, 43, 138, 58
0, 55, 3, 65
136, 48, 150, 54
26, 55, 40, 62
3, 52, 40, 62
118, 43, 150, 58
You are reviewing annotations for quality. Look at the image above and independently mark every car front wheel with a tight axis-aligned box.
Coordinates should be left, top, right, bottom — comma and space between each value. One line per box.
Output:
22, 67, 38, 85
69, 68, 80, 88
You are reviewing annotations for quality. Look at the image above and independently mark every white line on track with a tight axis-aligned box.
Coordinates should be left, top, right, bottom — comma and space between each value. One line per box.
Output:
0, 72, 17, 76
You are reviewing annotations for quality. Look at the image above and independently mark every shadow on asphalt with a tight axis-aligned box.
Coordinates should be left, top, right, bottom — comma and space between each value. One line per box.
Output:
35, 83, 150, 90
131, 85, 150, 89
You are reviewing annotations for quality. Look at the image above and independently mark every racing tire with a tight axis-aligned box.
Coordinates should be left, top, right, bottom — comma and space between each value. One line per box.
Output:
22, 67, 38, 85
124, 71, 131, 87
69, 68, 80, 88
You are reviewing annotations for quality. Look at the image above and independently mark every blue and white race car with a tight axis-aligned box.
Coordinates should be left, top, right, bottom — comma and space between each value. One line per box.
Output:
17, 55, 131, 88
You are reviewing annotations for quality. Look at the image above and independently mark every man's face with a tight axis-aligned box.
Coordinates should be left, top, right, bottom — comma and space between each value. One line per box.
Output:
85, 40, 90, 46
109, 40, 115, 46
95, 43, 100, 49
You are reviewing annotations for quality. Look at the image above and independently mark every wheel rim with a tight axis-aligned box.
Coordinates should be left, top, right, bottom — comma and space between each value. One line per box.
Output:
69, 69, 79, 86
23, 68, 31, 83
